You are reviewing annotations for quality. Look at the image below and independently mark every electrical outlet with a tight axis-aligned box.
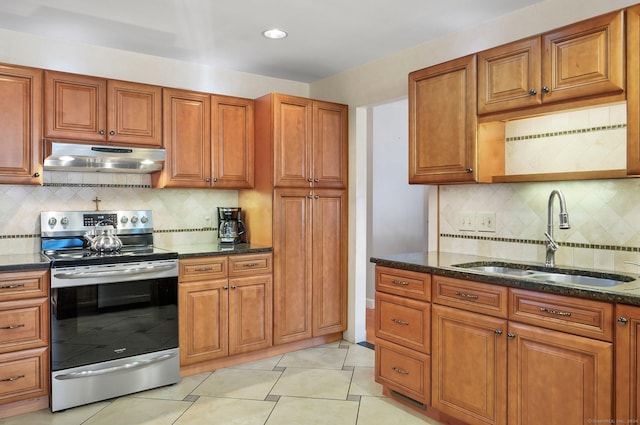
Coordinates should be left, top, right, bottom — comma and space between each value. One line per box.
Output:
477, 212, 496, 232
459, 212, 476, 231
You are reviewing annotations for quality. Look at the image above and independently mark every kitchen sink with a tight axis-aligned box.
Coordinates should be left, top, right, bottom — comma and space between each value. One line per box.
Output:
453, 262, 635, 288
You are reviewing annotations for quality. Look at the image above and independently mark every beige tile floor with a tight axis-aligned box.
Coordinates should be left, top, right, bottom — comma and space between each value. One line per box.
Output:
1, 341, 444, 425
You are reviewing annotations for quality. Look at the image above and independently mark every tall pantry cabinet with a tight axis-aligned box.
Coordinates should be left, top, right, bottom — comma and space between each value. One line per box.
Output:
240, 93, 348, 345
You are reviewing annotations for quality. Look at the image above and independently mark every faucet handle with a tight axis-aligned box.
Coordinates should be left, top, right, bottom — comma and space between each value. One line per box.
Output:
544, 232, 558, 251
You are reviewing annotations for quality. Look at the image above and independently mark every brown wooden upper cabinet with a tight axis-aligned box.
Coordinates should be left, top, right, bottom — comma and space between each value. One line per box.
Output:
272, 94, 347, 189
409, 55, 477, 184
0, 64, 43, 185
44, 71, 162, 147
154, 90, 254, 189
211, 95, 254, 189
628, 5, 640, 175
478, 10, 624, 115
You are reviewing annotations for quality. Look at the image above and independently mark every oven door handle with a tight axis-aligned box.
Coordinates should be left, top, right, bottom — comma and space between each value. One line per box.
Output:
53, 263, 177, 279
54, 352, 177, 380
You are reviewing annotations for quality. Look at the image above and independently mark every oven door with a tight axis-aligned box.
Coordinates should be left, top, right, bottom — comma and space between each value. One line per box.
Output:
50, 261, 178, 372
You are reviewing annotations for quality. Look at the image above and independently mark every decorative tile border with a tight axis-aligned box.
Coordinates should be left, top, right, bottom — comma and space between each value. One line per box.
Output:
440, 233, 640, 252
506, 123, 626, 142
43, 183, 152, 188
0, 229, 218, 239
0, 234, 39, 239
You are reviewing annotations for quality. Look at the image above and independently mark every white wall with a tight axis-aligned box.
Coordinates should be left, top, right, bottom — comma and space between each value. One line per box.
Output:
366, 99, 426, 307
0, 28, 309, 99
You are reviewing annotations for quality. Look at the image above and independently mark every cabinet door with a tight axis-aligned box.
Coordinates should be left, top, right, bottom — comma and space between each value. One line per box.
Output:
178, 278, 228, 365
211, 95, 254, 188
44, 71, 107, 142
628, 5, 640, 175
0, 64, 42, 185
507, 322, 612, 425
157, 88, 211, 188
312, 189, 347, 336
107, 80, 162, 147
273, 94, 313, 188
409, 55, 477, 184
273, 188, 312, 344
431, 304, 507, 425
228, 274, 272, 355
541, 10, 624, 104
615, 304, 640, 423
312, 101, 347, 189
478, 37, 542, 115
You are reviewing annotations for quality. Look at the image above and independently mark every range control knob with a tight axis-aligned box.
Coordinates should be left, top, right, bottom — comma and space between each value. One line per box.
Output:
120, 216, 129, 224
131, 216, 139, 224
60, 217, 69, 225
48, 217, 57, 226
140, 216, 148, 224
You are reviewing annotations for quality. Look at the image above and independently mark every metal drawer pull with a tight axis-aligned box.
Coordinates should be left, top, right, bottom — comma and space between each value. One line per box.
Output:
0, 283, 25, 289
392, 367, 409, 375
194, 267, 213, 272
391, 318, 409, 325
455, 291, 479, 300
242, 263, 258, 267
539, 307, 572, 317
1, 374, 25, 382
0, 324, 25, 330
391, 279, 409, 286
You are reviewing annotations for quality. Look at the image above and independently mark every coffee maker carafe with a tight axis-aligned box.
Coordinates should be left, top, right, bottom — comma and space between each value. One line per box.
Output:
218, 207, 246, 244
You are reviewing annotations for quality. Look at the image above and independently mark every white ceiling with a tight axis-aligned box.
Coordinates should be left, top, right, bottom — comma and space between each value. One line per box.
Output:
0, 0, 544, 83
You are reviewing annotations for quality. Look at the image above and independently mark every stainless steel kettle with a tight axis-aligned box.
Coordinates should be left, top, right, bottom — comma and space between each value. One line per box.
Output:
84, 220, 123, 252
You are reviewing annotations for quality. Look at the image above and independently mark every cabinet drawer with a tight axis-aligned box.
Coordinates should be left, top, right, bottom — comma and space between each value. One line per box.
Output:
376, 266, 431, 301
375, 339, 430, 406
229, 253, 272, 277
0, 298, 48, 354
432, 275, 508, 318
0, 347, 48, 404
376, 292, 430, 353
0, 269, 48, 301
509, 288, 613, 341
179, 257, 228, 281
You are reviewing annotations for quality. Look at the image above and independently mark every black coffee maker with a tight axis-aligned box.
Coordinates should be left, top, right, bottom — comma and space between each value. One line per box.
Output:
218, 207, 246, 244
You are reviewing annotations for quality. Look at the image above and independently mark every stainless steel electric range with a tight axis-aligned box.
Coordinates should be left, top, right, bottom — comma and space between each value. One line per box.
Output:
40, 210, 179, 412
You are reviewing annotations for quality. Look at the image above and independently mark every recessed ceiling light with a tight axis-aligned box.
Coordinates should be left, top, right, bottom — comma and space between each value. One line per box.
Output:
262, 29, 288, 39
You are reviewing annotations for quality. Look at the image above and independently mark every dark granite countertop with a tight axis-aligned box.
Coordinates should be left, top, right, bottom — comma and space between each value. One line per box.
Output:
370, 251, 640, 306
158, 243, 272, 258
0, 252, 51, 272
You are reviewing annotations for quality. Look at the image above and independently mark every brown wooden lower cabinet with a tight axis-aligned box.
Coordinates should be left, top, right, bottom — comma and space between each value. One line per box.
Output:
178, 254, 272, 366
615, 303, 640, 423
375, 267, 622, 425
507, 321, 612, 425
431, 304, 507, 425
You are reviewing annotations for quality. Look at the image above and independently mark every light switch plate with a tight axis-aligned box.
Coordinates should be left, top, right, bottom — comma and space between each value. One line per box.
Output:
459, 212, 476, 231
477, 212, 496, 232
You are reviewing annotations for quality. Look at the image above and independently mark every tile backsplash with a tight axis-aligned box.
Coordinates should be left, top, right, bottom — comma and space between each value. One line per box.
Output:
439, 179, 640, 275
504, 102, 627, 175
0, 171, 239, 254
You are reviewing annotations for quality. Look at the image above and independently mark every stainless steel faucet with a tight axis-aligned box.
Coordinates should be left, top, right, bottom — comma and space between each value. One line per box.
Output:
545, 189, 570, 268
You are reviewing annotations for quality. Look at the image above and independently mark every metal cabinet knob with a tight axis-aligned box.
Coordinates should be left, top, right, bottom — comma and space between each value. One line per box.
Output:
619, 317, 629, 325
542, 86, 550, 93
529, 89, 537, 96
507, 333, 516, 339
495, 329, 503, 336
466, 167, 473, 173
99, 130, 105, 135
33, 172, 40, 178
109, 130, 116, 136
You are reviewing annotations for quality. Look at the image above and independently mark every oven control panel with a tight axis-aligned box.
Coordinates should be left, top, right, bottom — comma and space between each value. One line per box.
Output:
41, 210, 154, 236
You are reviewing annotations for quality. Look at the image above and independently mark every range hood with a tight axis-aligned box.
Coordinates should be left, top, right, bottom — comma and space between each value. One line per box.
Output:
43, 140, 166, 174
